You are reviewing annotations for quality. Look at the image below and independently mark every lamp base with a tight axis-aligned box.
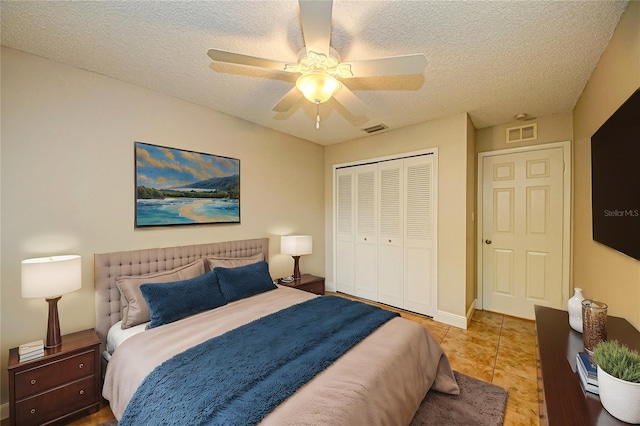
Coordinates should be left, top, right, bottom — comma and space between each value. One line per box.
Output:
291, 256, 301, 280
45, 296, 62, 348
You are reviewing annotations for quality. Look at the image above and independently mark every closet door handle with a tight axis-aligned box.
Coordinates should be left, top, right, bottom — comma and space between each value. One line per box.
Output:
485, 239, 492, 244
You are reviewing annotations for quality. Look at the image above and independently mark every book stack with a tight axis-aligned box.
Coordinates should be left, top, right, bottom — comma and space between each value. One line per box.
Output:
576, 351, 599, 394
19, 339, 44, 362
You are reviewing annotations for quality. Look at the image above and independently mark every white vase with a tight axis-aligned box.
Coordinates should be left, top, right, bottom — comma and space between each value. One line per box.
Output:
568, 288, 584, 333
597, 365, 640, 423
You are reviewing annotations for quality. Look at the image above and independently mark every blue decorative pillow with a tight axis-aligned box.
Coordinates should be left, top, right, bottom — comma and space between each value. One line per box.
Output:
140, 270, 226, 329
215, 260, 277, 302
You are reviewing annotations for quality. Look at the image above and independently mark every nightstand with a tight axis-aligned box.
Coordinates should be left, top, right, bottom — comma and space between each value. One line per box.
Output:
7, 329, 101, 426
279, 274, 325, 295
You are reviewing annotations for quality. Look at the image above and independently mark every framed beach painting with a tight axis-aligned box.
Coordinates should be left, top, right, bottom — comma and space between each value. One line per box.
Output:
135, 142, 240, 227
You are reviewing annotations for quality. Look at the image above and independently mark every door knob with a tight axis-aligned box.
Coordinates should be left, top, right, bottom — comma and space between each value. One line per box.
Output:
485, 239, 492, 244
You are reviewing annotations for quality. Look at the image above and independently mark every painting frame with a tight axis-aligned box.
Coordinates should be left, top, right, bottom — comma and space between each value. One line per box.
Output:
134, 141, 240, 227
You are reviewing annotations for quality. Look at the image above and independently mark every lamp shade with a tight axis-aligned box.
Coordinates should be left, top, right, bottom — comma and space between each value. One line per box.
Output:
21, 255, 82, 298
281, 235, 313, 256
296, 73, 340, 104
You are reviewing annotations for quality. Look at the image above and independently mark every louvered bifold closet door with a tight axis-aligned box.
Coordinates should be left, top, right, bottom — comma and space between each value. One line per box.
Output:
334, 151, 437, 314
335, 168, 355, 294
354, 165, 378, 300
377, 159, 404, 308
403, 155, 436, 316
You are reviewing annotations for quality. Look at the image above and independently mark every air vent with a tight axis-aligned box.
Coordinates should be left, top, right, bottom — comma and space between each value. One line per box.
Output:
362, 123, 388, 134
506, 123, 537, 143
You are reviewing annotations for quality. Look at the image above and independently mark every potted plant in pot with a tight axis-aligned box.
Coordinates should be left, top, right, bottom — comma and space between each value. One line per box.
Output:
592, 340, 640, 424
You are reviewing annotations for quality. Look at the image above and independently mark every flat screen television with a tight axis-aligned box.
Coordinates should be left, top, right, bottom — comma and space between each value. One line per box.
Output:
591, 87, 640, 261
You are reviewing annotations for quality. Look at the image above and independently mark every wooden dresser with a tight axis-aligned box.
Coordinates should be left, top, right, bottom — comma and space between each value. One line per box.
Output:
7, 329, 101, 426
535, 305, 640, 425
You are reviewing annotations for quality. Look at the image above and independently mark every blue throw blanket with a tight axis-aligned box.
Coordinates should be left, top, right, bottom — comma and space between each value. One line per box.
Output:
120, 296, 399, 426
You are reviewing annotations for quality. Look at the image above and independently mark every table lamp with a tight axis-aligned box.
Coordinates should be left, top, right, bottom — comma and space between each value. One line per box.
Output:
281, 235, 312, 280
21, 255, 82, 348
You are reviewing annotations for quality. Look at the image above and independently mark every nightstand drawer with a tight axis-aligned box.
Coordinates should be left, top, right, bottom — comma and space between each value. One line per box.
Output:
299, 282, 324, 295
15, 376, 96, 426
14, 350, 95, 400
279, 274, 325, 295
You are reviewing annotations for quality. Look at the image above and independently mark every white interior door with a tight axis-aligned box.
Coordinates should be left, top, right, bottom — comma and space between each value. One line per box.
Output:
403, 155, 436, 316
354, 165, 377, 301
334, 149, 438, 316
377, 159, 404, 308
335, 168, 355, 294
482, 147, 565, 319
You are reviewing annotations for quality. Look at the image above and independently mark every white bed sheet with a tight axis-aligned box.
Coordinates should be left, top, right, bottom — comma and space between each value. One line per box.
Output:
106, 320, 148, 355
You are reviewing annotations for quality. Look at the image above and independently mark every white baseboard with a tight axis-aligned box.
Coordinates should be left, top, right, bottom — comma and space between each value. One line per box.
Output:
327, 284, 472, 330
435, 309, 468, 329
466, 300, 477, 328
475, 298, 483, 310
1, 402, 9, 421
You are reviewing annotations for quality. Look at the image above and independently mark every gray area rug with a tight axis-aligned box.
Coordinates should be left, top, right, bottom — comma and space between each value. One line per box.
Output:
98, 371, 507, 426
410, 371, 508, 426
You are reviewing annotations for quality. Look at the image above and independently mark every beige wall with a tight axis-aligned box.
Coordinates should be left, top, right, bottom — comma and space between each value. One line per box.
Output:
324, 113, 473, 323
0, 47, 326, 404
572, 1, 640, 331
476, 111, 573, 153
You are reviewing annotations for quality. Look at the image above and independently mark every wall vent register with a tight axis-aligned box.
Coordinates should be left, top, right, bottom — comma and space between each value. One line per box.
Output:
362, 124, 388, 134
506, 123, 537, 143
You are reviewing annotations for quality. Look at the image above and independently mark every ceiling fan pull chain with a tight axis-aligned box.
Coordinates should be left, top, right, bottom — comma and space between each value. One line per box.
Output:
316, 101, 321, 130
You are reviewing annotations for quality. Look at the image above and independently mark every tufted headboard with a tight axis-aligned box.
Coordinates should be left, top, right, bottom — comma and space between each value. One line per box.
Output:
94, 238, 269, 352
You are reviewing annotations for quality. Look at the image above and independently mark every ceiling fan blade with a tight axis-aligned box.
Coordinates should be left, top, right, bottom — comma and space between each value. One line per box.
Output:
299, 0, 333, 57
272, 86, 304, 112
333, 86, 368, 117
207, 49, 291, 72
341, 54, 427, 78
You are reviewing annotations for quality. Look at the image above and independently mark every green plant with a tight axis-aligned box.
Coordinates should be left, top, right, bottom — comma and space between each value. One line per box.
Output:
592, 340, 640, 383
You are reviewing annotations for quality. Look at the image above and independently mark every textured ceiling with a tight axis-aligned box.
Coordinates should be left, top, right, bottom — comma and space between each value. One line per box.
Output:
0, 1, 627, 145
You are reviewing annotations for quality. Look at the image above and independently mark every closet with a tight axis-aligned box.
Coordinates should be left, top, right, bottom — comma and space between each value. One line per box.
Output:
334, 150, 437, 317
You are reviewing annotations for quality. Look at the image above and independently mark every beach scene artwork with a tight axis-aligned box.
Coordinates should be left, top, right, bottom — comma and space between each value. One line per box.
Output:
135, 142, 240, 226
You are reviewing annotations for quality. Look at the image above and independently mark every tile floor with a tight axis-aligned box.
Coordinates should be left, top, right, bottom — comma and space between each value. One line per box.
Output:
23, 293, 541, 426
424, 310, 539, 425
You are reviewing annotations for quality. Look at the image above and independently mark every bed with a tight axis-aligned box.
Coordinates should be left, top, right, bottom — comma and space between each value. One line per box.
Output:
96, 238, 459, 425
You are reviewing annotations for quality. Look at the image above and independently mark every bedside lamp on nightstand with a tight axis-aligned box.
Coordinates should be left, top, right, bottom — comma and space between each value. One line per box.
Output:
21, 255, 82, 348
281, 235, 312, 280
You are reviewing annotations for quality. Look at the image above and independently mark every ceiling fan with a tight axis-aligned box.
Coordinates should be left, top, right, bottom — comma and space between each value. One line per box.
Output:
207, 0, 426, 127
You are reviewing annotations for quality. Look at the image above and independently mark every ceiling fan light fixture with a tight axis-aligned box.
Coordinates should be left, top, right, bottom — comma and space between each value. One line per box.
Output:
296, 72, 340, 104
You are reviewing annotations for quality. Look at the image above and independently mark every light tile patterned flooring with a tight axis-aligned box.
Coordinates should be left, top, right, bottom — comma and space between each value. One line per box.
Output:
37, 292, 541, 426
425, 311, 539, 425
333, 292, 540, 426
